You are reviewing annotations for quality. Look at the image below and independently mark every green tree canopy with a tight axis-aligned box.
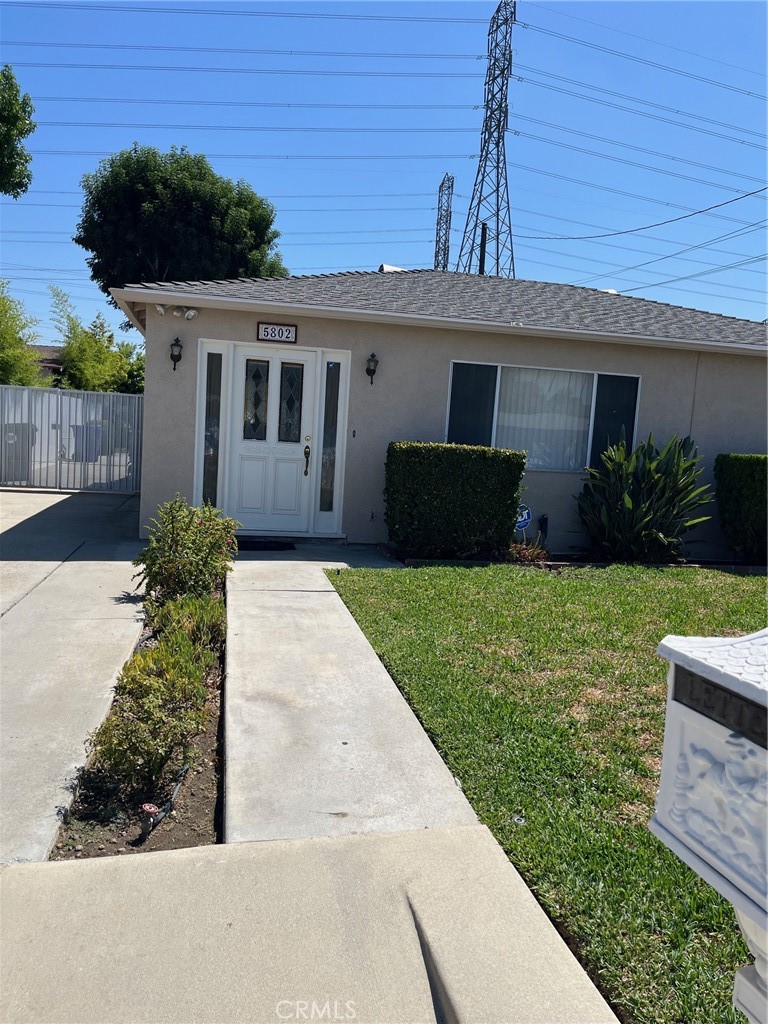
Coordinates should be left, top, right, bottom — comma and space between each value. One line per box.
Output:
74, 145, 288, 311
0, 281, 43, 385
52, 288, 144, 393
0, 65, 36, 199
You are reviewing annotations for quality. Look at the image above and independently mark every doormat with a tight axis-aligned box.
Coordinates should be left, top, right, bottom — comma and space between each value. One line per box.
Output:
237, 538, 296, 552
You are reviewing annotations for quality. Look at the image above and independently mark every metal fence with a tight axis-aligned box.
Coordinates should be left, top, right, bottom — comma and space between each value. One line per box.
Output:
0, 385, 143, 492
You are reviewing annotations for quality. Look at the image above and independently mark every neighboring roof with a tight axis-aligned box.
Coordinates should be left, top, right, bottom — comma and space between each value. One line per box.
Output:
29, 345, 64, 364
119, 269, 767, 348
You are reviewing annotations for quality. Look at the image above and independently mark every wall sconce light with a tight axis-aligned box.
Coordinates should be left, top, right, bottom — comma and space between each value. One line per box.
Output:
169, 337, 183, 372
365, 352, 379, 386
155, 304, 167, 315
173, 306, 199, 321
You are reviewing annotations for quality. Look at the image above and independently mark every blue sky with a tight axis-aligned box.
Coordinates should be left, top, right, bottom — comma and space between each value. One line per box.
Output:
1, 0, 766, 346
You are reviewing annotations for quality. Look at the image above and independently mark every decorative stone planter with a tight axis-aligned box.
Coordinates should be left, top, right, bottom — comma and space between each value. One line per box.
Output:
650, 628, 767, 1024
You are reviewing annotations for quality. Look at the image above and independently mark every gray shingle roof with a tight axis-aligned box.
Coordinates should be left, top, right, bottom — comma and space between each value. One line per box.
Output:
126, 270, 767, 347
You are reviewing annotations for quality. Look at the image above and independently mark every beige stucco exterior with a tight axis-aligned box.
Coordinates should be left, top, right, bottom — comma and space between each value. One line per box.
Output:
133, 299, 766, 557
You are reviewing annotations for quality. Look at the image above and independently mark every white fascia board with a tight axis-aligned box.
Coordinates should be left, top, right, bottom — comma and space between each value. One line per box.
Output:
111, 287, 767, 357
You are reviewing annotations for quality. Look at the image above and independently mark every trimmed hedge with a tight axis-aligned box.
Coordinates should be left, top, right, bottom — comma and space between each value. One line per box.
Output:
714, 453, 767, 563
384, 441, 526, 559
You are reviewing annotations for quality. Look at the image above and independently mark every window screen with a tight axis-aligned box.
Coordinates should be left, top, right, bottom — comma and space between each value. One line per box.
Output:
447, 363, 497, 446
589, 374, 639, 467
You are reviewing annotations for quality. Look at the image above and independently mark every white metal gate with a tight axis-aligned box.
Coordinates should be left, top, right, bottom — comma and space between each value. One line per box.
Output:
0, 385, 143, 492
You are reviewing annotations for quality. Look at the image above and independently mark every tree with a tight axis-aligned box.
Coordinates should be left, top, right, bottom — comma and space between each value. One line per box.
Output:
51, 288, 144, 393
0, 66, 35, 199
0, 281, 43, 385
74, 145, 288, 314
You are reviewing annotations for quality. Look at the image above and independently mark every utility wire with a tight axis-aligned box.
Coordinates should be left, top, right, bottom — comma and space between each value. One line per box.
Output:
513, 187, 768, 240
518, 21, 767, 100
618, 255, 768, 294
13, 60, 483, 80
531, 2, 766, 78
33, 117, 761, 184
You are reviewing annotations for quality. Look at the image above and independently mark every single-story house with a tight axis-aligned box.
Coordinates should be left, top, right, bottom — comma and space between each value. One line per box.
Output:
112, 269, 767, 556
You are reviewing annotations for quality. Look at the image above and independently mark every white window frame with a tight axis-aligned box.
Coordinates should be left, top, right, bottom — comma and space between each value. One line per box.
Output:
445, 359, 642, 473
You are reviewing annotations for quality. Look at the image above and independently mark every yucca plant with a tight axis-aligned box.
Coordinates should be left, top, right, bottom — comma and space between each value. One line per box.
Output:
577, 434, 712, 562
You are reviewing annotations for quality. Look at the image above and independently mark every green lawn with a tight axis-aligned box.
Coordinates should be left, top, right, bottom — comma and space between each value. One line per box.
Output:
332, 564, 765, 1024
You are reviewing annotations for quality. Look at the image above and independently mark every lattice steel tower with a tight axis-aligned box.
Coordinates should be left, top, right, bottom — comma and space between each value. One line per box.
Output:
433, 172, 454, 272
456, 0, 516, 278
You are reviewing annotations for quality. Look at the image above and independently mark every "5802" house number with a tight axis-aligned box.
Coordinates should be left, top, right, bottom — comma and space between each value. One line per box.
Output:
257, 322, 297, 343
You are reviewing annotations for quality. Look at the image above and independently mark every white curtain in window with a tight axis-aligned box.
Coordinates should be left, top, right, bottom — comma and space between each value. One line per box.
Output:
496, 367, 594, 471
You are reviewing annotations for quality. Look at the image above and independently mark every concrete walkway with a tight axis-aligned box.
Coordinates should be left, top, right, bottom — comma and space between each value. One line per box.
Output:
1, 825, 617, 1024
225, 545, 478, 843
0, 490, 143, 863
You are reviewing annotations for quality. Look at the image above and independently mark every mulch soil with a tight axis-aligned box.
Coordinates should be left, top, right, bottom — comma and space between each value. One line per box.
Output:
50, 641, 223, 862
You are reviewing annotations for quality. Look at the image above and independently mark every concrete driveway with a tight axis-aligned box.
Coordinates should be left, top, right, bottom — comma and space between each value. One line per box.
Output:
0, 490, 143, 863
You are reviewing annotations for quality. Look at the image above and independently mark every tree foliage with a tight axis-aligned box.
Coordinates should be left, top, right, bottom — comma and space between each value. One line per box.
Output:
0, 281, 43, 386
51, 287, 144, 393
74, 145, 288, 309
0, 65, 35, 199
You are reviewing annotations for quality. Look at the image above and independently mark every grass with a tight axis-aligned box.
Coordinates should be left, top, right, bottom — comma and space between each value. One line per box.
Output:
331, 563, 766, 1024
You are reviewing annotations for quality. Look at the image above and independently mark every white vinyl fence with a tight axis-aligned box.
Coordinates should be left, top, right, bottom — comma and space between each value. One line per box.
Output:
0, 385, 143, 492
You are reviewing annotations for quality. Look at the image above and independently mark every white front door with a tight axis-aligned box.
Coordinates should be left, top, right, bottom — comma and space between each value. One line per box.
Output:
230, 346, 317, 533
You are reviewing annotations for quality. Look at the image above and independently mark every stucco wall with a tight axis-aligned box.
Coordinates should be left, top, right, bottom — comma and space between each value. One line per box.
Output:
138, 303, 766, 556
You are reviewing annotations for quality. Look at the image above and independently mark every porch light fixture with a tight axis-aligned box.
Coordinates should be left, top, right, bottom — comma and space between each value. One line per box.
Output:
155, 304, 167, 315
173, 306, 199, 321
169, 337, 183, 371
365, 352, 379, 386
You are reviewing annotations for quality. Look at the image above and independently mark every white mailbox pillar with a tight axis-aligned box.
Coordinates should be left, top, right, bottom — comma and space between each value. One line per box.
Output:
650, 628, 767, 1024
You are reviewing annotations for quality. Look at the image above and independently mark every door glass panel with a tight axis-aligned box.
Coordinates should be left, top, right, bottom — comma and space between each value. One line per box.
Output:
243, 359, 269, 440
320, 360, 340, 512
202, 352, 222, 504
278, 362, 304, 443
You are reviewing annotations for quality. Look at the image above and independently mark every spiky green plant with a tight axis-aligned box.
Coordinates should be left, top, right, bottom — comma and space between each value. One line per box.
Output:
577, 434, 712, 562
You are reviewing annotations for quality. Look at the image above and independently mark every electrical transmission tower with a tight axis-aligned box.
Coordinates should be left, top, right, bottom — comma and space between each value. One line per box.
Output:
433, 172, 454, 271
456, 0, 516, 278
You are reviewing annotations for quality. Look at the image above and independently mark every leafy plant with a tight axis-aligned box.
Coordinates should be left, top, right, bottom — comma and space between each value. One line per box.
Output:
714, 453, 767, 563
384, 441, 526, 559
133, 495, 239, 603
576, 434, 712, 562
508, 533, 548, 563
86, 633, 209, 790
147, 593, 227, 651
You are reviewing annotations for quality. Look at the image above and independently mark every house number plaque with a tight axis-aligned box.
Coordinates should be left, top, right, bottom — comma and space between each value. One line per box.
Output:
257, 323, 297, 343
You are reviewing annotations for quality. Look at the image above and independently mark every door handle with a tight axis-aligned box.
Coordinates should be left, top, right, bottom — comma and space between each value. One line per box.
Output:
303, 445, 311, 476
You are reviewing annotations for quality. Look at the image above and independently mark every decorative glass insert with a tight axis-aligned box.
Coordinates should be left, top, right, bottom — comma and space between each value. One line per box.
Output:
202, 352, 222, 505
243, 359, 269, 440
278, 362, 304, 443
320, 360, 341, 512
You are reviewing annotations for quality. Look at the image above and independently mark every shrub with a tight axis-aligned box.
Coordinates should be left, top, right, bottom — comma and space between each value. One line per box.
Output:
714, 454, 767, 563
133, 495, 239, 603
577, 434, 712, 563
86, 633, 209, 790
147, 593, 227, 651
384, 441, 526, 559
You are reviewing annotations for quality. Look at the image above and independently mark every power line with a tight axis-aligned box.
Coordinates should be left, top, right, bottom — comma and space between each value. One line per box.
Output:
518, 20, 767, 100
618, 255, 768, 295
531, 2, 766, 79
568, 223, 768, 286
1, 2, 489, 24
513, 187, 768, 240
33, 117, 762, 185
13, 60, 483, 80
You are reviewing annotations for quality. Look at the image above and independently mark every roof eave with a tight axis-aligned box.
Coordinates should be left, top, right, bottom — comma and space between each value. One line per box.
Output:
110, 286, 767, 356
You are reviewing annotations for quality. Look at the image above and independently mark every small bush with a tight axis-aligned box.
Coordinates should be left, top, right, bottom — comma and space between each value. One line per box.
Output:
384, 441, 526, 559
577, 434, 712, 563
714, 453, 767, 563
133, 495, 239, 603
147, 593, 227, 651
86, 633, 209, 790
508, 534, 548, 563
